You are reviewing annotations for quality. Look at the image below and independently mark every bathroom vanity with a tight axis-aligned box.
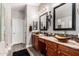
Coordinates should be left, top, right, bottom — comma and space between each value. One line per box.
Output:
32, 3, 78, 56
32, 33, 79, 56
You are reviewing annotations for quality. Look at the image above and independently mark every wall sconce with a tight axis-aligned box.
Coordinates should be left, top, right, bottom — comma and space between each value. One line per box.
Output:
49, 11, 52, 19
47, 11, 52, 26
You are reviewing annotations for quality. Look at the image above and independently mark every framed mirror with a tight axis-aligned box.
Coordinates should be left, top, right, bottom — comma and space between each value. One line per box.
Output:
39, 12, 48, 30
33, 21, 38, 30
53, 3, 76, 30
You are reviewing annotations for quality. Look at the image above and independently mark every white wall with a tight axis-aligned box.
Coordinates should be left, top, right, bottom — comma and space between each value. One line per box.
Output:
26, 5, 39, 47
1, 3, 39, 48
2, 3, 26, 47
11, 5, 25, 45
3, 3, 12, 47
0, 4, 2, 41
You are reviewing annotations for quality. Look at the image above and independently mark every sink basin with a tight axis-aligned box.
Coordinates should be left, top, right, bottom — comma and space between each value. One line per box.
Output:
55, 35, 70, 42
55, 35, 70, 39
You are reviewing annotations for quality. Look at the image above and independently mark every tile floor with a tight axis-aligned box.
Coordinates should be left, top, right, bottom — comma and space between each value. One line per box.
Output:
27, 47, 43, 56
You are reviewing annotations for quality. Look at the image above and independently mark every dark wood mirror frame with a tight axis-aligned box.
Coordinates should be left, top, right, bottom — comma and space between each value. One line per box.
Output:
39, 12, 48, 31
53, 3, 76, 30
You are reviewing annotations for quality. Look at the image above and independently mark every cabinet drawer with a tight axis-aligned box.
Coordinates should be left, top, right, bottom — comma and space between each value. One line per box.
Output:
34, 36, 39, 51
46, 44, 57, 52
39, 38, 45, 43
47, 47, 57, 56
58, 45, 79, 56
45, 40, 57, 49
58, 51, 70, 56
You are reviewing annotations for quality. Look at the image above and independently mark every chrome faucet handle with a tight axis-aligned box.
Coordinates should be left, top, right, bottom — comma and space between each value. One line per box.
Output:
64, 31, 67, 36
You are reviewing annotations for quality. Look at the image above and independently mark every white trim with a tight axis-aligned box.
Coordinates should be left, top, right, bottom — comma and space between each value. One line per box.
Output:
26, 44, 32, 48
27, 48, 34, 56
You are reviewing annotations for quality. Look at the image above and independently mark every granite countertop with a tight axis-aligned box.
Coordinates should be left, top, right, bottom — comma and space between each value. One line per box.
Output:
33, 34, 79, 50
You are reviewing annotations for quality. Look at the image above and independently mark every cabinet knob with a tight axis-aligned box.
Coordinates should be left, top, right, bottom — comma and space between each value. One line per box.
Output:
46, 47, 47, 50
58, 51, 60, 54
55, 49, 56, 51
66, 49, 69, 52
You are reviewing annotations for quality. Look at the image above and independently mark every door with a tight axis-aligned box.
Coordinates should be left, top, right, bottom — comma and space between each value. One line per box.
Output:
12, 18, 24, 45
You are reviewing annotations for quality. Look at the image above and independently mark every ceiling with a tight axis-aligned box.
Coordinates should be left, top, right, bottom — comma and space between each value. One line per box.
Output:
27, 3, 40, 6
11, 3, 26, 11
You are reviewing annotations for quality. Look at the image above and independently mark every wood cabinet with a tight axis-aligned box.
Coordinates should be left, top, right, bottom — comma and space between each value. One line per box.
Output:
35, 36, 39, 51
58, 51, 70, 56
32, 35, 39, 51
45, 40, 58, 56
38, 38, 46, 55
32, 35, 35, 48
45, 40, 79, 56
58, 45, 79, 56
32, 34, 79, 56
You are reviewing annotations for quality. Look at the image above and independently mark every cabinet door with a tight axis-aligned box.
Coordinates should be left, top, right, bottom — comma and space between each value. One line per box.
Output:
47, 47, 57, 56
38, 40, 46, 55
58, 45, 79, 56
45, 40, 58, 56
58, 51, 70, 56
32, 35, 35, 48
45, 40, 57, 49
34, 36, 39, 51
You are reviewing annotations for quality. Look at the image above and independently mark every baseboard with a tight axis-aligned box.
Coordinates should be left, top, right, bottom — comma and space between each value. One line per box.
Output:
26, 48, 33, 56
26, 44, 32, 48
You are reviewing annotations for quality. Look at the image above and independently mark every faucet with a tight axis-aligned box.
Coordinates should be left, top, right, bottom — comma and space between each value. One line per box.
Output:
64, 31, 67, 36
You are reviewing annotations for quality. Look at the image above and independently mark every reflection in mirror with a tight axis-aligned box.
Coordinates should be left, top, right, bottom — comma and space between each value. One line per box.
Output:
39, 12, 48, 30
33, 21, 38, 30
53, 3, 76, 30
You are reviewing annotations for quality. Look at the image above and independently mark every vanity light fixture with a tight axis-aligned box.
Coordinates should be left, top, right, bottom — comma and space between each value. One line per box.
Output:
47, 11, 52, 26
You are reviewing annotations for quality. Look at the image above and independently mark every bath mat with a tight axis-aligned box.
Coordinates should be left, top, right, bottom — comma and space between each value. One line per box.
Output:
13, 49, 30, 56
